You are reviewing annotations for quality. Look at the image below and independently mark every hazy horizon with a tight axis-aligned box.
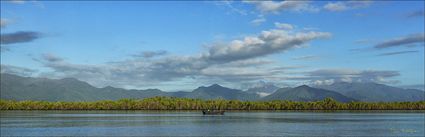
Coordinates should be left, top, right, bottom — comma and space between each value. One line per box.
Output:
1, 1, 424, 91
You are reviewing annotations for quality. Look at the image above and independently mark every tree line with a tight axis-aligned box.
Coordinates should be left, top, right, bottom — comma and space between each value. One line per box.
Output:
1, 97, 424, 110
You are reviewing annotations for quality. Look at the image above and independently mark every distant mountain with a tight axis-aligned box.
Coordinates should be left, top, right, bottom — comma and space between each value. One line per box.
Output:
166, 91, 191, 98
315, 82, 425, 102
0, 74, 259, 101
2, 73, 424, 102
245, 82, 280, 97
263, 85, 355, 102
0, 73, 165, 101
185, 84, 259, 100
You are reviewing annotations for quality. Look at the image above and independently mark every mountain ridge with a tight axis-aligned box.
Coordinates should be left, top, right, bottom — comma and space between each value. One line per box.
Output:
1, 73, 424, 102
263, 85, 356, 102
315, 82, 425, 102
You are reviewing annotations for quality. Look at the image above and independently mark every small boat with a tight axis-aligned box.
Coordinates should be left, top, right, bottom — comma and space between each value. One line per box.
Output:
202, 110, 225, 115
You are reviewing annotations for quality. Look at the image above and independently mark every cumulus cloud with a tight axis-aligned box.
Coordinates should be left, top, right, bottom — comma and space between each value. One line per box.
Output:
200, 60, 281, 82
35, 53, 202, 87
35, 32, 328, 87
1, 31, 42, 45
35, 54, 151, 88
28, 52, 403, 89
42, 56, 296, 88
1, 64, 37, 77
324, 1, 372, 12
374, 33, 425, 49
132, 50, 167, 58
245, 1, 318, 13
376, 50, 419, 56
142, 56, 277, 82
143, 56, 207, 81
34, 53, 275, 88
307, 69, 400, 85
27, 24, 331, 89
201, 66, 271, 80
203, 29, 331, 62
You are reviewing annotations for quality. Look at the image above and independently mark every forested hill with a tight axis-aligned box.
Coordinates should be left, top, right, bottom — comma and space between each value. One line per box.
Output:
1, 73, 424, 102
315, 82, 425, 102
0, 73, 258, 101
263, 85, 355, 102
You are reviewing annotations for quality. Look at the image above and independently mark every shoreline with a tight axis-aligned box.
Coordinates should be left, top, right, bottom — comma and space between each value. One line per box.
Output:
1, 110, 425, 112
2, 96, 424, 111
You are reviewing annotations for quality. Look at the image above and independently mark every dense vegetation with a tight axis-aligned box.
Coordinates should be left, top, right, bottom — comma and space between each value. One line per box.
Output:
1, 97, 424, 110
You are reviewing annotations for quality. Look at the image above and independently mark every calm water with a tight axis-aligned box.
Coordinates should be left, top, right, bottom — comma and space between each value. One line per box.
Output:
1, 111, 424, 136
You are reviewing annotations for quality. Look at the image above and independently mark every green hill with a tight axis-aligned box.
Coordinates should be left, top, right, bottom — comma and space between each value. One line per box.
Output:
316, 82, 425, 102
264, 85, 355, 102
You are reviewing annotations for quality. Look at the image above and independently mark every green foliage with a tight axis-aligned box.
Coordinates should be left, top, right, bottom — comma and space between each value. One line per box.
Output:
1, 96, 424, 110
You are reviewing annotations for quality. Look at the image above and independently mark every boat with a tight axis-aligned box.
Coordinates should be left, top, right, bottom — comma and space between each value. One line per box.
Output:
202, 110, 225, 115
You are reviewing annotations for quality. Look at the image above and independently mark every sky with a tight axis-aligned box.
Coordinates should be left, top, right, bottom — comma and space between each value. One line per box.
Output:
1, 0, 424, 91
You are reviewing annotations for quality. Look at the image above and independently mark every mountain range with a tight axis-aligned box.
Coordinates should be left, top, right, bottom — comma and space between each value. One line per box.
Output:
315, 82, 424, 102
263, 85, 355, 102
1, 73, 424, 102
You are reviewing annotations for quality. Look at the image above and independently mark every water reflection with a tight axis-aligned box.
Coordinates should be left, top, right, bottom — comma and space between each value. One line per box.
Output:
1, 110, 424, 136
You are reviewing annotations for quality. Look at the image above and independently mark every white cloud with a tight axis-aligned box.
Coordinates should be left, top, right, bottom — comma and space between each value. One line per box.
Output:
0, 19, 11, 28
9, 0, 25, 4
324, 2, 348, 11
1, 64, 37, 77
274, 22, 293, 30
256, 92, 272, 97
251, 18, 266, 26
311, 79, 335, 86
203, 28, 331, 62
17, 24, 332, 89
245, 1, 319, 13
324, 1, 372, 12
307, 68, 400, 84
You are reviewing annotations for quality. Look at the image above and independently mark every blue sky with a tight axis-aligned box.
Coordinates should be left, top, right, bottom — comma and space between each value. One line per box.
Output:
1, 1, 424, 91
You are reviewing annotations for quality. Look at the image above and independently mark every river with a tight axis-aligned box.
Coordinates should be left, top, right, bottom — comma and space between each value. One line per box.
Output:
1, 110, 424, 136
